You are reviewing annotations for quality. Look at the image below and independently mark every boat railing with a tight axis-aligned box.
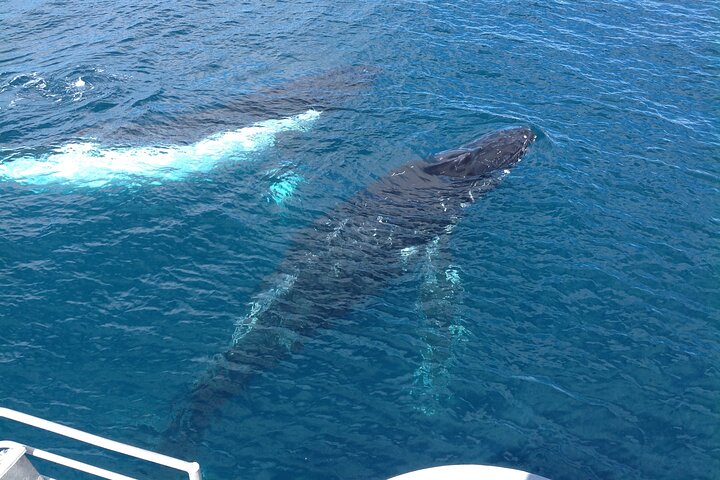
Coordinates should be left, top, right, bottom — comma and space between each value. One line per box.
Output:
0, 406, 201, 480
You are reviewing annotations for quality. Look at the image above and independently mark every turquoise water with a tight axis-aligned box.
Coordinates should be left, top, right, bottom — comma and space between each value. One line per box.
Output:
1, 1, 718, 479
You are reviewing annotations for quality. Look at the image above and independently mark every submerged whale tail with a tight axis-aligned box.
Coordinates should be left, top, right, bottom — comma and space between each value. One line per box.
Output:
164, 286, 301, 446
164, 355, 254, 445
163, 336, 283, 450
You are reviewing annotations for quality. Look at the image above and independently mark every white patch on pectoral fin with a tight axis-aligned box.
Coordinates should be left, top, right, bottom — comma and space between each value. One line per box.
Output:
409, 236, 470, 414
265, 166, 304, 205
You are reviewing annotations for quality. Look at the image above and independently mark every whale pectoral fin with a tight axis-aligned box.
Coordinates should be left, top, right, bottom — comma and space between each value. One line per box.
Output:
262, 162, 304, 206
410, 235, 470, 415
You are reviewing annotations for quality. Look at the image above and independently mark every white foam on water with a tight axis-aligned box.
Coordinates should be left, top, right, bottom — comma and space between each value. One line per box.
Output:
0, 109, 321, 187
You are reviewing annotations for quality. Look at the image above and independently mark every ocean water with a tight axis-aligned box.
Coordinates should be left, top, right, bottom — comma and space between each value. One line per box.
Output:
1, 1, 718, 479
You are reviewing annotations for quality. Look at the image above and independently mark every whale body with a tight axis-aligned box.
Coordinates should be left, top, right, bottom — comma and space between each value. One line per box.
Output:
169, 126, 536, 440
0, 66, 377, 189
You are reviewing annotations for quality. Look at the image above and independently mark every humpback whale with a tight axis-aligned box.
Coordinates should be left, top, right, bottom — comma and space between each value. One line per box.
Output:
168, 126, 536, 441
0, 66, 377, 189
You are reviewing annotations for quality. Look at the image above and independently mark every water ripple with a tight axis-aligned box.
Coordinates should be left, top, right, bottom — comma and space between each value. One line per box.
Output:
1, 1, 718, 480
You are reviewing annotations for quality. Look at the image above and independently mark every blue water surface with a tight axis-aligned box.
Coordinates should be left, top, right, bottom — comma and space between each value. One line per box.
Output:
1, 1, 718, 479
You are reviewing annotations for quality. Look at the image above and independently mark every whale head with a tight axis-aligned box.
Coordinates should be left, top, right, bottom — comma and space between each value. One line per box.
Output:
424, 127, 535, 178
